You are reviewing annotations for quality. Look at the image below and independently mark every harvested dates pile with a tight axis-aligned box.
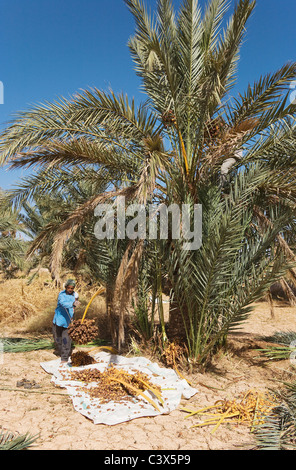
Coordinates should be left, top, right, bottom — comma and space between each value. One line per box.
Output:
70, 365, 163, 408
68, 319, 99, 344
70, 350, 96, 367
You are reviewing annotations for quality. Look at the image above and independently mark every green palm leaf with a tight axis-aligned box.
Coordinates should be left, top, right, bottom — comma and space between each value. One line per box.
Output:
0, 430, 38, 450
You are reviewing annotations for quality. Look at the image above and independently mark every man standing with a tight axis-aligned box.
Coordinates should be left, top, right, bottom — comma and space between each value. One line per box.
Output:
52, 279, 79, 364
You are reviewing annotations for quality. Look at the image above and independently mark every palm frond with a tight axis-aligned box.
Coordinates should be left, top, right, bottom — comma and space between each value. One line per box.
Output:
253, 381, 296, 450
0, 430, 38, 450
168, 163, 294, 362
214, 0, 256, 95
226, 62, 296, 131
201, 0, 230, 54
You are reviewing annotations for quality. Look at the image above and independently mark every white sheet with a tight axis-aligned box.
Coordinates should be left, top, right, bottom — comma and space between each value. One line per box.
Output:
40, 351, 197, 425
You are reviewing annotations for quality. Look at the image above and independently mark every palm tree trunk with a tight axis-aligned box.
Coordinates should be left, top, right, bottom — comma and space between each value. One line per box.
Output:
106, 284, 117, 345
156, 260, 168, 346
167, 296, 188, 343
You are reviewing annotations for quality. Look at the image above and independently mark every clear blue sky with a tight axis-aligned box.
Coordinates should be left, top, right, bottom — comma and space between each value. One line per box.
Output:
0, 0, 295, 189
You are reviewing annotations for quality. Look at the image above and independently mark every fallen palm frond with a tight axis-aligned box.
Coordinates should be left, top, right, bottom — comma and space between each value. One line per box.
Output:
256, 330, 296, 361
252, 380, 296, 450
256, 346, 296, 361
0, 429, 38, 450
0, 385, 69, 396
181, 390, 278, 434
1, 337, 111, 353
260, 331, 296, 345
1, 337, 54, 353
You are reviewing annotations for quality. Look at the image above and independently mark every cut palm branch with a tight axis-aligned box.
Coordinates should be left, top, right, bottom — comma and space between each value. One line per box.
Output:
81, 286, 106, 324
256, 346, 296, 361
256, 330, 296, 361
133, 376, 164, 405
111, 377, 161, 412
71, 364, 163, 411
181, 390, 278, 433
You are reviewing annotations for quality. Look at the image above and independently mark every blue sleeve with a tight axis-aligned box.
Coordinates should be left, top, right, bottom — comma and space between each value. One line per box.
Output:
57, 292, 75, 310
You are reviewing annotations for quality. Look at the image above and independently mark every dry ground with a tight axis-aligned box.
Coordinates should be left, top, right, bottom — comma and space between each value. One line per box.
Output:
1, 276, 296, 450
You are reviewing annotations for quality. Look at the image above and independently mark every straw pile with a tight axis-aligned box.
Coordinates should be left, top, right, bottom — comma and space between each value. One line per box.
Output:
0, 275, 107, 334
0, 276, 58, 328
182, 390, 278, 433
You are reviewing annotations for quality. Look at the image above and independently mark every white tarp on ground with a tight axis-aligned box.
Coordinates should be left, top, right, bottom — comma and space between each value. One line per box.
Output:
40, 351, 198, 425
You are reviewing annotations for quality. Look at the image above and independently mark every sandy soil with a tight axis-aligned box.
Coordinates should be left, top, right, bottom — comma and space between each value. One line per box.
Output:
1, 300, 296, 451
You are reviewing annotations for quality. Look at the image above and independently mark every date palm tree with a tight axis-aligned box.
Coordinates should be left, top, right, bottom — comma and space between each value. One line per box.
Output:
0, 189, 28, 275
1, 0, 296, 362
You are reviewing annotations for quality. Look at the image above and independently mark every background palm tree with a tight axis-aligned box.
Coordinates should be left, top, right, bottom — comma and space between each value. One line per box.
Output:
1, 0, 296, 363
0, 188, 28, 276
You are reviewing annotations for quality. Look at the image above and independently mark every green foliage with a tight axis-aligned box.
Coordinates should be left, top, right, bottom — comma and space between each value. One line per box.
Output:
1, 0, 296, 363
256, 330, 296, 361
1, 337, 54, 353
0, 430, 38, 450
168, 164, 294, 363
253, 381, 296, 450
0, 189, 28, 275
